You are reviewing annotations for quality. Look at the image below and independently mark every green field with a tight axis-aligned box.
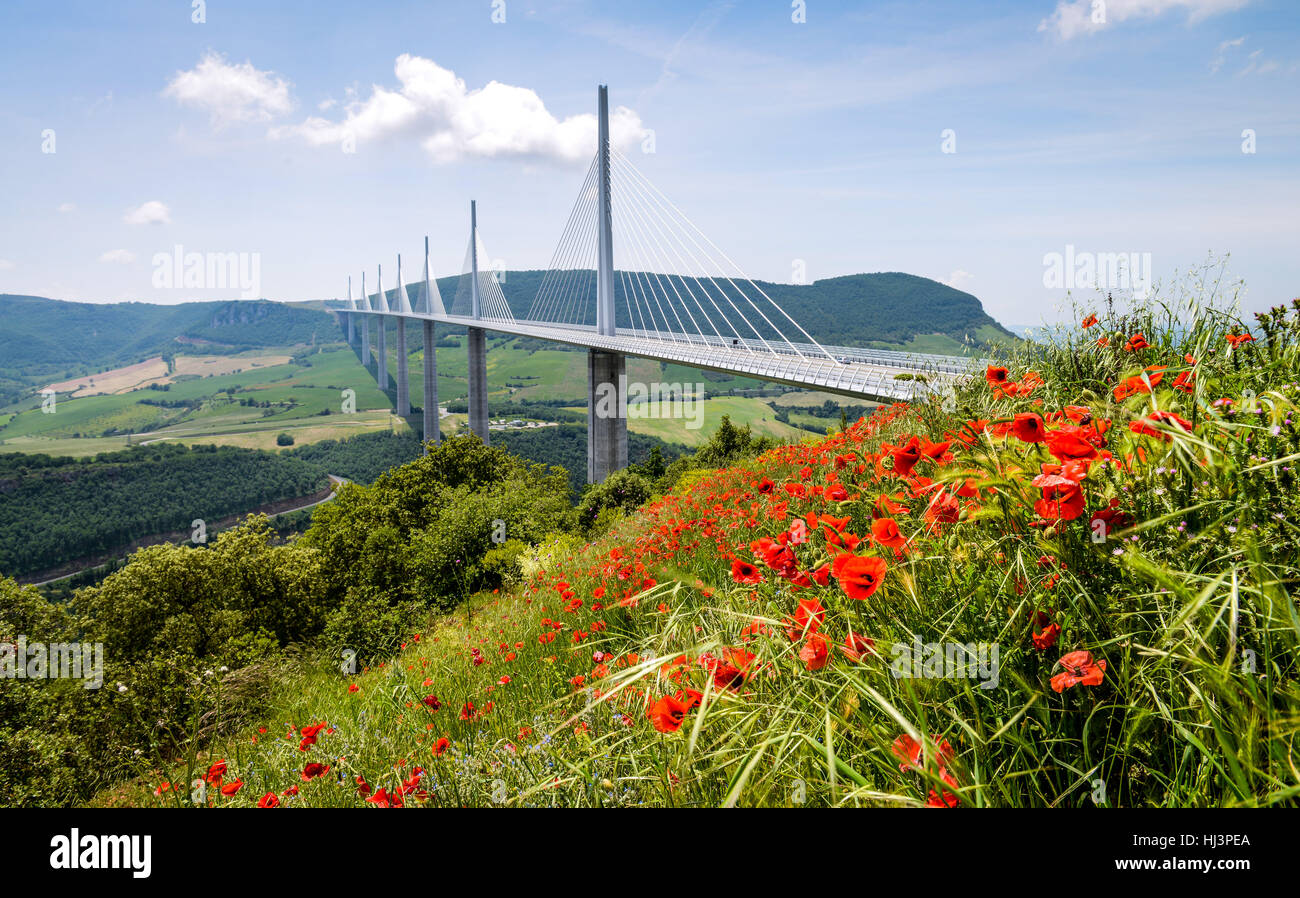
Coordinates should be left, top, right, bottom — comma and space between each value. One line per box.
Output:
0, 331, 874, 457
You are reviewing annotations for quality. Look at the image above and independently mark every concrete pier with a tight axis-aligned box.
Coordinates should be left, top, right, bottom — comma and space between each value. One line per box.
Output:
467, 326, 489, 444
423, 319, 439, 448
395, 317, 409, 416
587, 349, 627, 483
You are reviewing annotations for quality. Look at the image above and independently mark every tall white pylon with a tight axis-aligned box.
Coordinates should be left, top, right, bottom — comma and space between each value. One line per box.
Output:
424, 235, 446, 316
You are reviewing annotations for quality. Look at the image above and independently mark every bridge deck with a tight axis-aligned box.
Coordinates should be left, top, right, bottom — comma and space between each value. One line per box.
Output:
341, 309, 972, 403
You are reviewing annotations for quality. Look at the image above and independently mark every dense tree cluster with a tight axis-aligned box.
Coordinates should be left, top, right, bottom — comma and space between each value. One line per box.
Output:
0, 444, 326, 578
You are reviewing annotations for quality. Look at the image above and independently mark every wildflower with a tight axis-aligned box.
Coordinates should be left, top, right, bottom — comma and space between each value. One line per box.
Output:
1081, 314, 1098, 328
1129, 411, 1193, 441
891, 734, 954, 772
301, 762, 331, 781
1011, 413, 1046, 443
648, 694, 690, 733
781, 600, 821, 641
730, 559, 762, 585
1032, 622, 1061, 651
257, 792, 280, 808
841, 631, 876, 663
1050, 650, 1107, 693
870, 517, 908, 549
831, 554, 887, 600
1124, 333, 1149, 351
798, 633, 831, 671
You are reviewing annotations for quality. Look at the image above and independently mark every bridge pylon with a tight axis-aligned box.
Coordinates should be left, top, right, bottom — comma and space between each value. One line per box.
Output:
375, 264, 389, 396
394, 254, 410, 417
466, 200, 490, 444
422, 236, 440, 449
359, 271, 370, 366
587, 83, 627, 484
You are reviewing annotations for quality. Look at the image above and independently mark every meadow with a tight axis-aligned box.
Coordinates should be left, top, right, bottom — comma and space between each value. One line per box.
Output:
75, 282, 1299, 809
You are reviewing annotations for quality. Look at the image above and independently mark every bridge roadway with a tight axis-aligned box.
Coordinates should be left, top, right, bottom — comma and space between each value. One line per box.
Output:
341, 306, 977, 404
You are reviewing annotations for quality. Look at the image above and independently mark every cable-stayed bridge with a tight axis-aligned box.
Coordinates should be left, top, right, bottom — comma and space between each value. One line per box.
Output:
334, 86, 977, 484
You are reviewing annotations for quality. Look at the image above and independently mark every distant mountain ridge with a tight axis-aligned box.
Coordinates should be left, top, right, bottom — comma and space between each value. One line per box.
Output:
0, 272, 1010, 407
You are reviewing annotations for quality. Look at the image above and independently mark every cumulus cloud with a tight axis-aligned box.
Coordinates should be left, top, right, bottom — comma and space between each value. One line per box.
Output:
124, 201, 171, 226
1038, 0, 1249, 40
99, 249, 136, 264
273, 55, 648, 164
163, 51, 294, 127
57, 202, 76, 213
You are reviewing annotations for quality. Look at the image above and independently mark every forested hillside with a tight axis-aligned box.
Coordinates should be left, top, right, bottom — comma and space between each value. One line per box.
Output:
0, 296, 337, 407
0, 425, 687, 580
288, 426, 684, 496
0, 443, 326, 579
411, 270, 1012, 349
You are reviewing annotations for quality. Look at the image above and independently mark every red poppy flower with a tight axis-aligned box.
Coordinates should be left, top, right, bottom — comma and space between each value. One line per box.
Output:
1051, 650, 1107, 692
841, 631, 876, 663
798, 633, 831, 671
730, 558, 762, 584
1044, 427, 1099, 462
985, 366, 1010, 388
870, 517, 907, 549
433, 737, 450, 755
889, 437, 923, 477
1124, 333, 1149, 351
1032, 622, 1061, 651
301, 762, 331, 781
785, 597, 826, 639
1129, 411, 1193, 440
891, 734, 954, 772
1081, 314, 1098, 328
831, 554, 887, 600
1011, 413, 1046, 443
1033, 478, 1086, 522
257, 792, 280, 808
220, 779, 244, 797
710, 647, 756, 691
648, 693, 690, 733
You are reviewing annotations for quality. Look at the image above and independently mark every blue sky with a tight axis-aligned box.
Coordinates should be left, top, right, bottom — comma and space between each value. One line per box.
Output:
0, 0, 1296, 327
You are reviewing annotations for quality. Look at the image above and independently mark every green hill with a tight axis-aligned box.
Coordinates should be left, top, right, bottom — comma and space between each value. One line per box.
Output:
1, 272, 1008, 408
0, 296, 337, 408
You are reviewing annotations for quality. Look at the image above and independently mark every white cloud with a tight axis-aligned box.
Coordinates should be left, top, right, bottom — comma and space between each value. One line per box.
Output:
273, 55, 647, 164
946, 270, 976, 292
124, 201, 171, 226
1210, 36, 1246, 73
57, 202, 76, 213
163, 51, 294, 127
98, 249, 136, 264
1039, 0, 1249, 40
0, 259, 14, 271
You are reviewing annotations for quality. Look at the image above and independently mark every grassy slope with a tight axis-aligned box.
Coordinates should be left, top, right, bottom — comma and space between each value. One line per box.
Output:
111, 295, 1300, 808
